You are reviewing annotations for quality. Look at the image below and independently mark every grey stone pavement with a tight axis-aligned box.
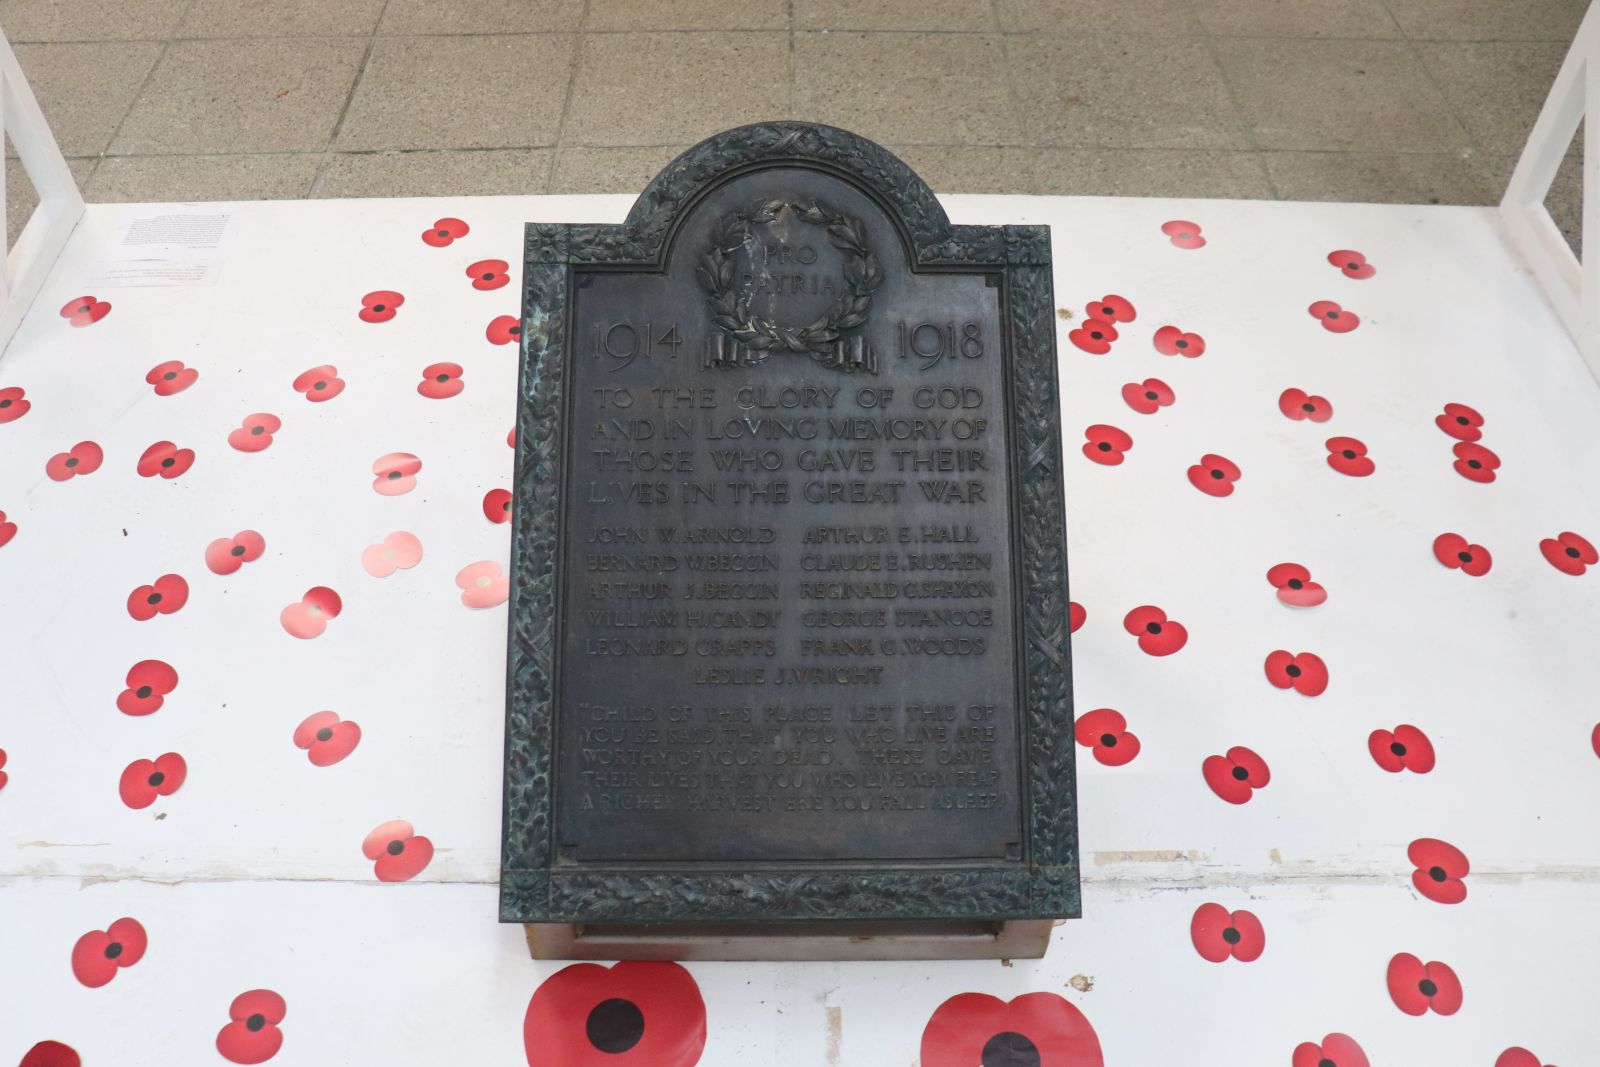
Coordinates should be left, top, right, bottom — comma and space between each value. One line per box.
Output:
0, 0, 1585, 241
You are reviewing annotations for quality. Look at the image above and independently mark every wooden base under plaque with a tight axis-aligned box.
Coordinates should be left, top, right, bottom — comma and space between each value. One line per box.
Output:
524, 919, 1056, 961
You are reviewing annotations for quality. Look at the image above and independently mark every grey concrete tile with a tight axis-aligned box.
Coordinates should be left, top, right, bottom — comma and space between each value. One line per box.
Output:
1385, 0, 1586, 41
315, 149, 553, 197
84, 153, 322, 202
550, 145, 689, 193
1006, 35, 1247, 150
794, 32, 1019, 145
796, 0, 995, 31
1262, 150, 1496, 203
338, 35, 576, 151
6, 155, 94, 246
1029, 147, 1274, 198
12, 42, 162, 157
567, 32, 790, 146
377, 0, 584, 35
888, 145, 1040, 193
1214, 38, 1466, 152
589, 0, 787, 30
179, 0, 387, 37
1416, 41, 1565, 156
112, 38, 367, 154
995, 0, 1197, 35
0, 0, 183, 41
1191, 0, 1401, 38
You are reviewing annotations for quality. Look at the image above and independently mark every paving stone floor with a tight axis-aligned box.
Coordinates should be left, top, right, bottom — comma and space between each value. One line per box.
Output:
0, 0, 1585, 236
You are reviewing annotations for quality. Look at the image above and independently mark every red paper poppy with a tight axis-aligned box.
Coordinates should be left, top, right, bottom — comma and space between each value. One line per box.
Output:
1122, 605, 1187, 656
205, 530, 266, 575
1309, 300, 1359, 332
1386, 952, 1462, 1016
1409, 837, 1469, 904
921, 991, 1103, 1067
136, 440, 195, 479
1328, 249, 1376, 279
146, 360, 198, 396
1264, 649, 1328, 696
1436, 402, 1484, 442
1190, 902, 1264, 963
19, 1040, 81, 1067
1068, 317, 1117, 354
1325, 436, 1374, 477
228, 413, 280, 452
1495, 1047, 1553, 1067
1187, 453, 1240, 496
358, 290, 404, 323
69, 917, 147, 987
487, 314, 522, 345
1202, 745, 1270, 804
1074, 708, 1140, 767
1433, 532, 1491, 576
1082, 424, 1132, 465
418, 362, 464, 399
0, 747, 7, 791
507, 426, 517, 448
1153, 324, 1205, 357
456, 561, 510, 608
1292, 1033, 1369, 1067
361, 531, 423, 577
467, 258, 510, 291
483, 488, 513, 523
216, 989, 286, 1064
59, 295, 110, 327
281, 586, 341, 639
421, 217, 469, 247
127, 573, 188, 621
0, 385, 30, 421
1279, 387, 1332, 422
1453, 441, 1500, 483
373, 451, 422, 495
1068, 601, 1085, 633
1121, 377, 1174, 414
117, 659, 178, 716
1266, 562, 1327, 607
291, 364, 344, 402
362, 819, 434, 882
0, 509, 15, 549
1087, 294, 1136, 322
1541, 530, 1597, 575
524, 961, 709, 1067
293, 710, 361, 767
1369, 724, 1435, 773
1591, 722, 1599, 759
1160, 219, 1205, 249
45, 440, 103, 481
118, 752, 186, 809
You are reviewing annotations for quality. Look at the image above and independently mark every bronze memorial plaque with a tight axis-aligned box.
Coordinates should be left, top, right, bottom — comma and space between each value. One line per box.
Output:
501, 123, 1077, 960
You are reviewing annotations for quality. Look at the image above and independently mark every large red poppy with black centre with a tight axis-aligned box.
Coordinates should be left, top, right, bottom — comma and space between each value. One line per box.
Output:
1369, 724, 1435, 773
216, 989, 286, 1064
1326, 436, 1374, 476
524, 961, 707, 1067
1267, 562, 1327, 607
1069, 601, 1085, 633
293, 710, 361, 767
1153, 324, 1205, 357
146, 359, 198, 396
1453, 441, 1500, 483
1408, 838, 1469, 904
1386, 952, 1462, 1015
70, 917, 147, 987
1278, 387, 1332, 422
59, 295, 110, 326
45, 440, 103, 481
1187, 453, 1240, 496
1082, 424, 1132, 465
363, 819, 433, 881
117, 659, 178, 716
1189, 902, 1264, 962
421, 216, 469, 246
1122, 605, 1187, 655
1160, 219, 1205, 249
228, 413, 280, 452
1264, 650, 1327, 696
0, 385, 30, 422
1433, 532, 1491, 576
118, 753, 186, 809
373, 452, 422, 495
1328, 249, 1376, 279
921, 991, 1103, 1067
127, 573, 188, 621
291, 364, 344, 402
206, 530, 266, 575
136, 440, 195, 479
1436, 402, 1484, 441
20, 1040, 81, 1067
281, 586, 341, 639
1068, 317, 1117, 354
1309, 299, 1359, 332
483, 488, 512, 523
467, 258, 510, 290
358, 290, 404, 323
1121, 377, 1174, 414
1087, 294, 1136, 322
418, 362, 464, 399
487, 314, 522, 345
0, 510, 16, 549
1074, 708, 1139, 766
1202, 746, 1270, 804
1292, 1033, 1368, 1067
1496, 1047, 1554, 1067
1540, 530, 1597, 575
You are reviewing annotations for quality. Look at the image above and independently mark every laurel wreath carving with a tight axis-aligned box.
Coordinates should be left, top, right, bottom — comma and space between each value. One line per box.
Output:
696, 197, 882, 358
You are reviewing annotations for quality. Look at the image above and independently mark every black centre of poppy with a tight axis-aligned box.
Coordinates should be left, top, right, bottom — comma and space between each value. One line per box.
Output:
1287, 578, 1303, 589
78, 304, 90, 313
1145, 622, 1162, 635
316, 727, 334, 742
586, 998, 646, 1054
1320, 1060, 1338, 1067
387, 839, 405, 855
147, 593, 162, 605
1089, 331, 1103, 340
1325, 310, 1339, 319
1221, 926, 1241, 945
481, 272, 495, 281
1418, 979, 1438, 998
1457, 415, 1469, 425
1231, 766, 1249, 781
147, 772, 165, 787
104, 941, 123, 959
1347, 262, 1359, 270
247, 1014, 266, 1032
65, 456, 79, 468
436, 229, 448, 237
1468, 459, 1482, 469
980, 1030, 1041, 1067
1302, 402, 1316, 412
1096, 441, 1111, 452
1567, 546, 1581, 558
510, 325, 521, 336
1390, 741, 1407, 756
1285, 664, 1302, 678
231, 545, 246, 557
251, 425, 264, 435
1176, 339, 1189, 349
313, 380, 326, 390
161, 457, 174, 468
1145, 390, 1158, 400
0, 399, 10, 408
436, 373, 450, 382
387, 470, 402, 479
1342, 449, 1357, 459
1209, 468, 1223, 479
1457, 551, 1473, 563
136, 686, 153, 698
164, 371, 177, 381
372, 303, 386, 312
1100, 733, 1117, 747
1428, 865, 1447, 882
